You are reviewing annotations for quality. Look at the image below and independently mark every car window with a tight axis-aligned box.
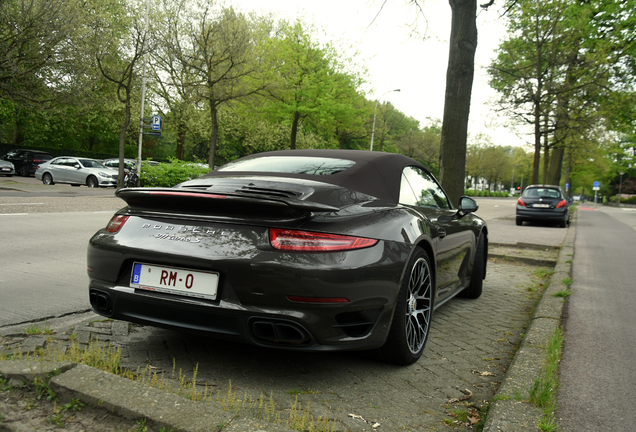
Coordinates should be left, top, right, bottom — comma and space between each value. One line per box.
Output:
399, 166, 450, 209
79, 159, 106, 168
523, 188, 561, 199
51, 158, 69, 166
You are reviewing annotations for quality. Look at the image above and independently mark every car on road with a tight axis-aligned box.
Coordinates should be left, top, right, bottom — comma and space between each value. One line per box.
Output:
516, 184, 570, 228
35, 157, 118, 188
0, 159, 15, 176
87, 149, 488, 365
2, 149, 53, 177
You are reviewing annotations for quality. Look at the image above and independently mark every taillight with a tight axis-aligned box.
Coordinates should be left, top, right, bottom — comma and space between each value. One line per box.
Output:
517, 198, 526, 207
556, 200, 567, 208
105, 215, 129, 233
270, 228, 378, 252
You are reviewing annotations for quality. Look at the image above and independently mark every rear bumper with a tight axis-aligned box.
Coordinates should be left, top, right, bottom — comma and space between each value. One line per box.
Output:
516, 207, 568, 221
87, 237, 409, 352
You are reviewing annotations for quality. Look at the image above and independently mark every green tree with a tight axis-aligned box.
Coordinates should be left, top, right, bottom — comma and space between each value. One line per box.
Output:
261, 20, 365, 150
490, 0, 636, 188
164, 2, 267, 168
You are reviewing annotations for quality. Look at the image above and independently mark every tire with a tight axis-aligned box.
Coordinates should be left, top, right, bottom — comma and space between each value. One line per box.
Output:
42, 173, 54, 185
19, 165, 29, 177
515, 218, 523, 226
86, 176, 98, 188
379, 247, 433, 365
460, 234, 485, 299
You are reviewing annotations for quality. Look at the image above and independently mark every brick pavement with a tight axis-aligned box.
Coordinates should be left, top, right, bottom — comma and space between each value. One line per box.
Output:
1, 259, 546, 431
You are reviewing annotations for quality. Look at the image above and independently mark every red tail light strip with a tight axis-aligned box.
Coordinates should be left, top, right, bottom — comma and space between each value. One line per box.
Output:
270, 228, 378, 252
286, 296, 350, 303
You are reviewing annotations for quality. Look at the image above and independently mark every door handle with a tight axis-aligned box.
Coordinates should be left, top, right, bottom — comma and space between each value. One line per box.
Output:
438, 228, 447, 239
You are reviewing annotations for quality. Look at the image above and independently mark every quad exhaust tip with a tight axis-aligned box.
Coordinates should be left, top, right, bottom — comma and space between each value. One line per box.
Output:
250, 319, 311, 345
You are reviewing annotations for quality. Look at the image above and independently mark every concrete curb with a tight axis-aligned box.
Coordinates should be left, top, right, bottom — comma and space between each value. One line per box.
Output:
483, 218, 576, 431
0, 360, 295, 432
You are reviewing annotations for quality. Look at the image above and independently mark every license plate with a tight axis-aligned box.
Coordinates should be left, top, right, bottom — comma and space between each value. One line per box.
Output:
130, 263, 219, 300
533, 203, 550, 208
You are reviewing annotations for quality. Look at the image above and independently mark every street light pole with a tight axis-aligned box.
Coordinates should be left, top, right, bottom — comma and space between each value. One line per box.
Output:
370, 89, 400, 151
618, 172, 624, 207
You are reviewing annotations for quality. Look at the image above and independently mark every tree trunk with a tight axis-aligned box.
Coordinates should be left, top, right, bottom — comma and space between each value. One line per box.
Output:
439, 0, 477, 207
290, 111, 300, 149
13, 119, 24, 146
208, 103, 219, 168
176, 121, 187, 160
117, 99, 131, 190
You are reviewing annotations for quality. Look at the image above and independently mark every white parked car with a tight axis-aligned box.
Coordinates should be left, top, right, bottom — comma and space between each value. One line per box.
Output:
35, 157, 118, 188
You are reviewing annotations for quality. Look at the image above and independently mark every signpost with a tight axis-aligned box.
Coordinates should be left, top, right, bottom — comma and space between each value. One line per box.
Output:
141, 116, 162, 137
593, 181, 600, 204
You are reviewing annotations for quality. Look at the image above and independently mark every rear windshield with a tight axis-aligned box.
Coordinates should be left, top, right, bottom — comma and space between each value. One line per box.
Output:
522, 187, 562, 199
217, 156, 355, 176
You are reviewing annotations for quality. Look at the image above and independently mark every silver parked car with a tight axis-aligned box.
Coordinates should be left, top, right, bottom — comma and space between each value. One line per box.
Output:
35, 157, 118, 188
0, 160, 15, 176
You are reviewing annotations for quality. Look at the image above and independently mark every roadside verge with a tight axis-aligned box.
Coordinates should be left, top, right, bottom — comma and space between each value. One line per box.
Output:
483, 221, 575, 431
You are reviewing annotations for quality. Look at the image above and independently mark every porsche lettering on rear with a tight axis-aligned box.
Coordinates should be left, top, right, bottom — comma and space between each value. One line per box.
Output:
142, 223, 215, 234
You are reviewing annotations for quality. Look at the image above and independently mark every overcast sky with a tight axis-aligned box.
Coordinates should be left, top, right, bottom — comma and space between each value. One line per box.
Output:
231, 0, 525, 148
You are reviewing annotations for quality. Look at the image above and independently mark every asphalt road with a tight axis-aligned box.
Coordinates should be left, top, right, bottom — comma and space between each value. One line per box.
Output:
557, 204, 636, 431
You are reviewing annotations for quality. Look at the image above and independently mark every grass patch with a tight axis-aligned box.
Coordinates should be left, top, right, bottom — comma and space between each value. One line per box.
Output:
527, 327, 563, 431
25, 324, 55, 335
533, 268, 555, 279
553, 290, 571, 298
561, 277, 572, 286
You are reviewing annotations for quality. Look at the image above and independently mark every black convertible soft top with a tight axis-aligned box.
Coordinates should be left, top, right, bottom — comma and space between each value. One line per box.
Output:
202, 149, 429, 205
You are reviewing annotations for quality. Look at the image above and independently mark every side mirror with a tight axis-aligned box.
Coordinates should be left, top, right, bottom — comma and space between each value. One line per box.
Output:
459, 196, 479, 213
74, 164, 81, 169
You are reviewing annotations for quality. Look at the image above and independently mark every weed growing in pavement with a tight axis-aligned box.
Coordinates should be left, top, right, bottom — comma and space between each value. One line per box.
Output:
33, 376, 57, 402
25, 324, 55, 335
527, 327, 563, 431
443, 403, 489, 431
553, 289, 571, 298
561, 277, 572, 286
136, 418, 149, 432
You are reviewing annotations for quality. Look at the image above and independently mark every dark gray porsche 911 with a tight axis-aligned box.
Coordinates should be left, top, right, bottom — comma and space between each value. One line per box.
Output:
87, 149, 488, 365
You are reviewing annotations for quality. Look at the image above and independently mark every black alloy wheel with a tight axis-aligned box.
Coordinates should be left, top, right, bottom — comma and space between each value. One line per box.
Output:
19, 165, 29, 177
42, 173, 54, 185
380, 247, 433, 365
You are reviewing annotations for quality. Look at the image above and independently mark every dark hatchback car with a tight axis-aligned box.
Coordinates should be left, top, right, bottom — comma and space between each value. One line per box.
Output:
516, 185, 570, 228
3, 149, 53, 177
87, 150, 488, 365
